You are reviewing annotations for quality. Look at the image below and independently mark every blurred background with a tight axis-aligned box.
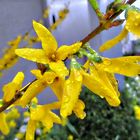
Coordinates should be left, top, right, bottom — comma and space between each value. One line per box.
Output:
0, 0, 140, 140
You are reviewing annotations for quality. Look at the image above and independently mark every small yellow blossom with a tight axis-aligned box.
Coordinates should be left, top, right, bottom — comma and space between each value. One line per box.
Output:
0, 36, 21, 70
134, 105, 140, 120
60, 67, 83, 118
26, 103, 62, 140
0, 112, 9, 135
2, 72, 24, 102
15, 20, 82, 78
125, 8, 140, 37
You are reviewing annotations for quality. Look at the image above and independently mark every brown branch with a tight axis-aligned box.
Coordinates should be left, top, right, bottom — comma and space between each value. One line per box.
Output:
0, 80, 36, 113
0, 0, 137, 113
80, 0, 136, 45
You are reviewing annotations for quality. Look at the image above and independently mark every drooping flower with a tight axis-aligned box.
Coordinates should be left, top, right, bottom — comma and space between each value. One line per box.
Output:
95, 56, 140, 77
26, 103, 62, 140
2, 72, 24, 102
82, 67, 120, 107
15, 20, 82, 78
60, 59, 83, 118
134, 105, 140, 120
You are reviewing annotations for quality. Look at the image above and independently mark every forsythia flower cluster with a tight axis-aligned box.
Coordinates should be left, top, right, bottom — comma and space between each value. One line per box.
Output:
0, 7, 140, 140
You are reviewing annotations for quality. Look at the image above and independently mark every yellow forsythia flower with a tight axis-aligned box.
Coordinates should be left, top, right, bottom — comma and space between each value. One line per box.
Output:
60, 67, 83, 118
0, 36, 21, 70
15, 20, 82, 78
95, 56, 140, 77
25, 104, 62, 140
125, 8, 140, 37
2, 72, 24, 102
82, 69, 120, 107
0, 112, 9, 135
134, 105, 140, 120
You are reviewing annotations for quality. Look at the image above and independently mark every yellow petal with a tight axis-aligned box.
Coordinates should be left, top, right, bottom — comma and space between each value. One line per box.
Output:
33, 20, 57, 56
90, 66, 120, 97
31, 106, 46, 121
3, 83, 19, 102
15, 48, 49, 64
0, 112, 9, 135
73, 99, 86, 119
43, 101, 61, 110
56, 42, 82, 60
60, 68, 82, 118
8, 35, 22, 49
41, 115, 53, 130
99, 28, 128, 52
20, 79, 48, 107
47, 110, 62, 124
82, 70, 120, 106
26, 119, 37, 140
95, 57, 140, 76
50, 77, 64, 100
12, 72, 24, 86
43, 71, 57, 84
31, 69, 43, 79
49, 61, 69, 78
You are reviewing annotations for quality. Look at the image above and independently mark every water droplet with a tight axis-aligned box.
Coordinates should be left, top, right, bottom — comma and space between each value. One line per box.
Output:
104, 59, 111, 65
64, 96, 70, 103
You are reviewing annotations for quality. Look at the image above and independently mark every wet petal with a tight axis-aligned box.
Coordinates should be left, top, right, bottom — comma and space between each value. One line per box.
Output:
99, 28, 128, 52
60, 68, 82, 118
12, 72, 24, 86
33, 20, 58, 55
15, 48, 49, 64
125, 10, 140, 37
95, 57, 140, 76
73, 99, 86, 119
20, 79, 48, 107
82, 70, 120, 106
56, 42, 82, 60
30, 69, 43, 79
50, 77, 64, 100
49, 61, 69, 78
26, 119, 37, 140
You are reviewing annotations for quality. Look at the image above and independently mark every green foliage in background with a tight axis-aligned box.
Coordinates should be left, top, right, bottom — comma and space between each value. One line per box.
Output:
47, 77, 140, 140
